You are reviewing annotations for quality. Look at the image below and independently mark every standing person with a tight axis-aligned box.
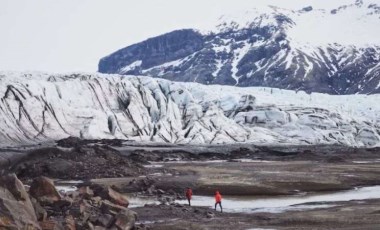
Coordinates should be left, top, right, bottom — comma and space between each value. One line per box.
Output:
185, 187, 193, 206
214, 190, 223, 213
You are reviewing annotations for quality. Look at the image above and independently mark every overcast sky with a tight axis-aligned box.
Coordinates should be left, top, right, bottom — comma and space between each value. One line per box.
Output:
0, 0, 360, 73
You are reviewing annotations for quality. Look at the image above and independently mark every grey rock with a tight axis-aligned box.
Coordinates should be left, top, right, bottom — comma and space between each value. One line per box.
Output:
0, 174, 40, 229
113, 209, 137, 230
97, 214, 114, 227
29, 176, 61, 204
31, 197, 48, 221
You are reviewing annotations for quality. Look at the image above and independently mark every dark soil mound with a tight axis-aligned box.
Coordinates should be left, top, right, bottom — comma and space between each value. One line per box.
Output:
56, 136, 125, 148
8, 145, 141, 181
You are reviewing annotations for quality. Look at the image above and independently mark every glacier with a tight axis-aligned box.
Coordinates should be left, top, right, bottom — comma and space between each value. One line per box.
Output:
0, 71, 380, 147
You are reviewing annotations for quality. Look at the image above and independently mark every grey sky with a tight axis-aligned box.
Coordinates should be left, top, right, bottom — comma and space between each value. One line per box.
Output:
0, 0, 359, 72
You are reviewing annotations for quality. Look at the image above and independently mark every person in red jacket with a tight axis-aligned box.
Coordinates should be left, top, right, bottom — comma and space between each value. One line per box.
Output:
214, 190, 223, 213
185, 187, 193, 206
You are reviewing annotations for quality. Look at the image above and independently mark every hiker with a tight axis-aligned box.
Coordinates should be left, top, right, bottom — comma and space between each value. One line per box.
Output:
185, 187, 193, 206
214, 190, 223, 212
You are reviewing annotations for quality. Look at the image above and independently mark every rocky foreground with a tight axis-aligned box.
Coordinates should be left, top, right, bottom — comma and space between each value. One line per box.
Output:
2, 137, 380, 229
0, 174, 137, 230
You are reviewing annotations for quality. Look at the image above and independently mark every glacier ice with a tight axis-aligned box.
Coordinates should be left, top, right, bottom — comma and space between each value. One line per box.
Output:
0, 71, 379, 147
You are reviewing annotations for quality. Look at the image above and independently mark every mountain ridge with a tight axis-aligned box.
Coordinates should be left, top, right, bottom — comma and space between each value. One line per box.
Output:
98, 1, 380, 94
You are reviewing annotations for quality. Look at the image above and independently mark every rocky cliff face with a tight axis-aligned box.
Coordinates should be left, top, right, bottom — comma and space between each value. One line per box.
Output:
99, 29, 204, 75
99, 1, 380, 94
1, 72, 380, 147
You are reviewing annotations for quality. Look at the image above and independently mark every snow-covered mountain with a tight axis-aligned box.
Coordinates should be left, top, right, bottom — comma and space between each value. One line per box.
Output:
98, 0, 380, 94
1, 72, 380, 147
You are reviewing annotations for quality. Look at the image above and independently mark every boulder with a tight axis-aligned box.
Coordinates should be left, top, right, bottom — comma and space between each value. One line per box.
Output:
96, 213, 114, 227
92, 185, 129, 208
29, 177, 61, 204
0, 174, 40, 229
64, 215, 76, 230
86, 221, 95, 230
39, 219, 64, 230
65, 190, 79, 200
91, 196, 102, 205
31, 197, 48, 221
51, 197, 73, 212
107, 187, 129, 207
78, 186, 94, 199
100, 200, 128, 215
79, 200, 94, 214
113, 210, 137, 230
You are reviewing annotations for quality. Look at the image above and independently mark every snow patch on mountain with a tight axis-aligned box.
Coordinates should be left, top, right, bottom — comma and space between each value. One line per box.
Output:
1, 72, 380, 147
98, 0, 380, 95
120, 60, 142, 74
204, 1, 380, 46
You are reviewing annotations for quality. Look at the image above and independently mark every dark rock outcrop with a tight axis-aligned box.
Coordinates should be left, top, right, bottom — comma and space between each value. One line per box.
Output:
99, 29, 204, 74
9, 143, 141, 180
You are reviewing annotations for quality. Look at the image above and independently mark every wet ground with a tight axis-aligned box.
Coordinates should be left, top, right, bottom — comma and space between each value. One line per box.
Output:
2, 138, 380, 229
115, 158, 380, 229
132, 199, 380, 230
174, 186, 380, 213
